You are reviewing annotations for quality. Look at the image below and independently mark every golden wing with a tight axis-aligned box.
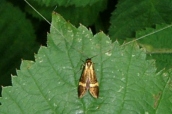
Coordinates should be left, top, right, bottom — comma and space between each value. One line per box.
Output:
89, 64, 99, 98
78, 61, 88, 98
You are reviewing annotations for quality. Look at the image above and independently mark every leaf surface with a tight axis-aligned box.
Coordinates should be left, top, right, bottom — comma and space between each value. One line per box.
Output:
136, 24, 172, 71
109, 0, 172, 41
32, 0, 104, 7
0, 12, 172, 114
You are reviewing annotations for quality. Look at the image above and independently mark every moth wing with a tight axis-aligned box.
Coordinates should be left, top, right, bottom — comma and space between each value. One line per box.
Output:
89, 69, 99, 98
78, 67, 88, 98
78, 84, 87, 98
89, 86, 99, 98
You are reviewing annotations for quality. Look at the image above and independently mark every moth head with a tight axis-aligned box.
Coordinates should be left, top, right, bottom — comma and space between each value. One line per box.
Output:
85, 58, 93, 68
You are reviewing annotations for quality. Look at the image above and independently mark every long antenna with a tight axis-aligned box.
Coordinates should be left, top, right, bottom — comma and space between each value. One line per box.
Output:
24, 0, 64, 37
122, 24, 172, 46
24, 0, 51, 25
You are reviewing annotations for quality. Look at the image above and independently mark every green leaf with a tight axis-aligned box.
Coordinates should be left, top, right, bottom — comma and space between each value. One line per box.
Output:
0, 0, 38, 94
135, 23, 172, 71
109, 0, 172, 41
25, 0, 107, 26
31, 0, 104, 7
1, 12, 172, 113
136, 24, 172, 50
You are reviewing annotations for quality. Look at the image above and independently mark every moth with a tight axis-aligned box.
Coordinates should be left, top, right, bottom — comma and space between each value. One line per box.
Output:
78, 58, 99, 98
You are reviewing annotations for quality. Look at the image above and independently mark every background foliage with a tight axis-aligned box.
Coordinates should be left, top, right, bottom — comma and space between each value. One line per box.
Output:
0, 0, 172, 113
